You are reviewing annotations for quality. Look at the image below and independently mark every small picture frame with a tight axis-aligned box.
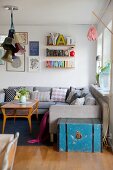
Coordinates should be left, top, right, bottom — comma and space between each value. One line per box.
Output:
29, 41, 39, 56
28, 56, 40, 72
6, 54, 25, 72
15, 32, 28, 45
0, 47, 5, 65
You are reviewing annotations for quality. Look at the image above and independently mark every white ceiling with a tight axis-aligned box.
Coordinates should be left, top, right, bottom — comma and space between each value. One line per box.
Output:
0, 0, 108, 25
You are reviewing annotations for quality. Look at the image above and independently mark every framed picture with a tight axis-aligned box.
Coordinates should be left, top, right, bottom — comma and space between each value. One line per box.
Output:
28, 57, 40, 72
15, 32, 28, 45
29, 41, 39, 56
6, 54, 25, 72
0, 35, 7, 44
0, 47, 5, 65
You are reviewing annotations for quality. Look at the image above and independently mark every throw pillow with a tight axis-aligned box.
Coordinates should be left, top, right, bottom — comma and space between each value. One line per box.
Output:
68, 93, 78, 104
85, 93, 96, 105
31, 90, 39, 100
70, 87, 82, 96
51, 88, 67, 102
4, 88, 16, 102
66, 90, 76, 103
70, 97, 85, 105
81, 88, 89, 97
38, 91, 51, 102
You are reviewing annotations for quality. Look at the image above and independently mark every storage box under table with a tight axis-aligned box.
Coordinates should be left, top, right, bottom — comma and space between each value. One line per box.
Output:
57, 118, 102, 152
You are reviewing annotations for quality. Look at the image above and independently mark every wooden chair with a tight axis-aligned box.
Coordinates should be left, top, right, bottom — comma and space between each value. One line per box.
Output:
1, 132, 19, 170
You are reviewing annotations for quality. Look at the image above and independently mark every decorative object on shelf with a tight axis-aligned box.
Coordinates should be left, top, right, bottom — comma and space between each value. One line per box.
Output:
65, 36, 71, 45
46, 47, 75, 57
1, 5, 26, 63
6, 53, 25, 72
29, 41, 39, 56
15, 32, 28, 45
69, 47, 75, 57
0, 47, 5, 65
46, 60, 75, 68
50, 33, 59, 45
56, 34, 66, 45
28, 56, 40, 72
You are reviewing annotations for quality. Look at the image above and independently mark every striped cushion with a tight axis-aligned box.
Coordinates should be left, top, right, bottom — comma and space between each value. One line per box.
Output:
38, 91, 50, 101
51, 88, 67, 102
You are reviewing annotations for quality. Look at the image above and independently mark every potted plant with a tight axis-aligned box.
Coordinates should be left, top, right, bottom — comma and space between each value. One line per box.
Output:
18, 88, 29, 103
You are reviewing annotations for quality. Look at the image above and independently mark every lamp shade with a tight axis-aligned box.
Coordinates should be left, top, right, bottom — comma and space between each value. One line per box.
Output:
87, 26, 97, 41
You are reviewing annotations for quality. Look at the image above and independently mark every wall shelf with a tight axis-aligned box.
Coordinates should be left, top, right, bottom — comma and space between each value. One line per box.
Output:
46, 56, 73, 58
46, 45, 75, 47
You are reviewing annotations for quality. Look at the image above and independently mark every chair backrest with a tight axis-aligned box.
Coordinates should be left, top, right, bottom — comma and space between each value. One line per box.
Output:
2, 132, 19, 170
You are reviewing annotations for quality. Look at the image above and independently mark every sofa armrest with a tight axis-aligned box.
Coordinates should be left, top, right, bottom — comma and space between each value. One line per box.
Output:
49, 105, 101, 134
0, 92, 5, 103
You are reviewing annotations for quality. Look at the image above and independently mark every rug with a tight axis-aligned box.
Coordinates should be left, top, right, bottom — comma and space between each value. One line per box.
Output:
0, 115, 50, 146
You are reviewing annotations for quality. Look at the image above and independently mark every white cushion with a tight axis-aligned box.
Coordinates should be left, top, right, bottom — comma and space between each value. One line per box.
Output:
51, 88, 67, 102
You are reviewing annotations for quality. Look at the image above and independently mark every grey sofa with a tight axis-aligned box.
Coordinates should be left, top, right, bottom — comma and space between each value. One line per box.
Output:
0, 85, 100, 115
0, 86, 69, 115
0, 86, 101, 141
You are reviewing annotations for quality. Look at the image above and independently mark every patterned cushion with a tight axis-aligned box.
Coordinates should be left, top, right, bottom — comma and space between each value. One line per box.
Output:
70, 97, 85, 105
4, 89, 16, 102
51, 88, 67, 102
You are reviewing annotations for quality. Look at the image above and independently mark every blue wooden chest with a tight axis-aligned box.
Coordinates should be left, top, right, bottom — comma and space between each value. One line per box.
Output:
57, 118, 102, 152
57, 118, 67, 151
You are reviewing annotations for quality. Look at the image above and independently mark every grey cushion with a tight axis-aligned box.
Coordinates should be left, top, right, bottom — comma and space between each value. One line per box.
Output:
85, 93, 96, 105
33, 87, 51, 92
81, 88, 89, 96
38, 101, 56, 109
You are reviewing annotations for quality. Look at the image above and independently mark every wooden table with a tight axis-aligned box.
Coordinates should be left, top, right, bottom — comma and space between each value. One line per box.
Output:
0, 134, 14, 154
1, 100, 38, 133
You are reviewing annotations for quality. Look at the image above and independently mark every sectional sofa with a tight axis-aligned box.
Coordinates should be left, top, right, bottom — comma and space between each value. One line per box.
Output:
0, 86, 101, 140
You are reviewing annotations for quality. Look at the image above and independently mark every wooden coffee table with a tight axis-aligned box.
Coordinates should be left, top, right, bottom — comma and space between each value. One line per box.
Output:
1, 100, 38, 134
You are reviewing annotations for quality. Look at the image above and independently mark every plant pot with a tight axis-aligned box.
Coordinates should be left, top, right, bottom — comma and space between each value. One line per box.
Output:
19, 95, 26, 103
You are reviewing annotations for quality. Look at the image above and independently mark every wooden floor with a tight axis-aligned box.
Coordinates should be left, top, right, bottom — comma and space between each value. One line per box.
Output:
13, 146, 113, 170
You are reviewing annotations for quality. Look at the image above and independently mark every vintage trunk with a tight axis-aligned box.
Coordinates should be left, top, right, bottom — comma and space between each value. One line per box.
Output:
57, 118, 67, 151
57, 118, 102, 152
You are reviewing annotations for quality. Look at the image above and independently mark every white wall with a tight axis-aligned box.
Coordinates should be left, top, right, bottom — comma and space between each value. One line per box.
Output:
0, 25, 96, 89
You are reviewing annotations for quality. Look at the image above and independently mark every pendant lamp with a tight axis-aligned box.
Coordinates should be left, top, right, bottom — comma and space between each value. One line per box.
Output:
1, 5, 25, 63
87, 25, 98, 41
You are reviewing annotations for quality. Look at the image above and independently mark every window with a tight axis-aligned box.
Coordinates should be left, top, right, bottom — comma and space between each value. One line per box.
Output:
96, 34, 102, 74
103, 21, 112, 66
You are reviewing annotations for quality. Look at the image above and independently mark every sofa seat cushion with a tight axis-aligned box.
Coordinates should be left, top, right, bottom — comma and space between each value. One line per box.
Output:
55, 102, 69, 105
38, 101, 56, 109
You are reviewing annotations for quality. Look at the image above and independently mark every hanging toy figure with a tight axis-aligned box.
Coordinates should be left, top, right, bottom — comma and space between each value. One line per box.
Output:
87, 26, 98, 41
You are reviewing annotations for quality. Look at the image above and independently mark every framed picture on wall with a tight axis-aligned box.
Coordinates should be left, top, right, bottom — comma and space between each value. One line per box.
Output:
29, 41, 39, 56
28, 56, 40, 72
6, 54, 25, 72
15, 32, 28, 45
0, 47, 5, 65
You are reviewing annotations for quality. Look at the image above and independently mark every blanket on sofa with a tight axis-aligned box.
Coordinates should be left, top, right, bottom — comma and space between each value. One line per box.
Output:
28, 111, 49, 144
